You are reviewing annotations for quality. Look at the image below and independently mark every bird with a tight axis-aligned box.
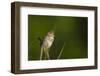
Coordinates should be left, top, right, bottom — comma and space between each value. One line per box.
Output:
39, 31, 55, 60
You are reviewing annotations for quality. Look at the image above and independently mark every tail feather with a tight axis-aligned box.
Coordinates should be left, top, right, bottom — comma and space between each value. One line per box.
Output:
38, 37, 43, 46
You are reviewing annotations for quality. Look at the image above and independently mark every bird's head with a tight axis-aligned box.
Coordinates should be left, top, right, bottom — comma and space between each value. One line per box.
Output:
47, 31, 55, 38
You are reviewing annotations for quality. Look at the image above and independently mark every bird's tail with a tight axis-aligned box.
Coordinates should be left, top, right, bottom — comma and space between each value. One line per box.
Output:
38, 37, 43, 46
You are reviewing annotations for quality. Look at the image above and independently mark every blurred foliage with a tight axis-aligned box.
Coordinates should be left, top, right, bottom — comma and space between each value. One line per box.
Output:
28, 15, 88, 60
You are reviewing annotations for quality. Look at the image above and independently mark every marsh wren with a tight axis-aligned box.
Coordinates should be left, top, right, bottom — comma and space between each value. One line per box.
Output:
40, 31, 55, 60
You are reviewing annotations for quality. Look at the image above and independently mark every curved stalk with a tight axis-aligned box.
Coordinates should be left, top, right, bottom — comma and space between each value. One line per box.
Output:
57, 42, 66, 59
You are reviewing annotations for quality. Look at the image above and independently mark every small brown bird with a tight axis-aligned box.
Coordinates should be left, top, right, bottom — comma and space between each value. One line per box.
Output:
40, 31, 55, 60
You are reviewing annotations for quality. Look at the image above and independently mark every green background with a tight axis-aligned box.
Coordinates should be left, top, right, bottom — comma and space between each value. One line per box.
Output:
28, 15, 88, 60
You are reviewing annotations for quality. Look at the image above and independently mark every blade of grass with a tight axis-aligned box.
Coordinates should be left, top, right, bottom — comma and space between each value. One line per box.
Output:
57, 42, 66, 59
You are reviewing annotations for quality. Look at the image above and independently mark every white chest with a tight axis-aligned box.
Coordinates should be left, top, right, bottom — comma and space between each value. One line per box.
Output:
43, 36, 54, 48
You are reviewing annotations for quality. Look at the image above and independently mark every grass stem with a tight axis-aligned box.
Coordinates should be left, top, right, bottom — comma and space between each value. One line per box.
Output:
57, 42, 66, 59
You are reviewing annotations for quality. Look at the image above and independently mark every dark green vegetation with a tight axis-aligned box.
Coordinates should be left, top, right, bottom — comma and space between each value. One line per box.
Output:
28, 15, 88, 60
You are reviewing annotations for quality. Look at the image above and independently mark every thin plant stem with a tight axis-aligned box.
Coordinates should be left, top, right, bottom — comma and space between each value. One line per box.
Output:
45, 49, 50, 60
57, 42, 66, 59
40, 47, 43, 60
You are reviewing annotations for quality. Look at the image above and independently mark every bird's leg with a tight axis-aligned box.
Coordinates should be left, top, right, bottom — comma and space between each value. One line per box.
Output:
45, 48, 50, 60
44, 48, 48, 60
44, 52, 47, 60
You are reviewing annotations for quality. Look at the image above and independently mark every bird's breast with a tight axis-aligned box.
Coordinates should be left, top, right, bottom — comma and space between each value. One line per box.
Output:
42, 36, 54, 49
47, 37, 54, 47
